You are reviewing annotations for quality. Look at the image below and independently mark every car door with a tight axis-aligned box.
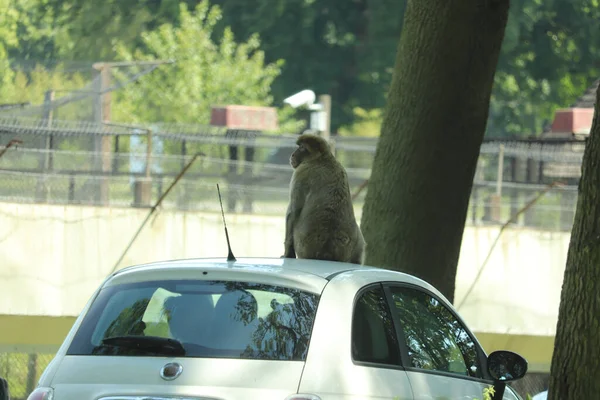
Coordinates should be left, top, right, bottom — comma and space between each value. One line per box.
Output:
347, 284, 414, 399
383, 284, 520, 400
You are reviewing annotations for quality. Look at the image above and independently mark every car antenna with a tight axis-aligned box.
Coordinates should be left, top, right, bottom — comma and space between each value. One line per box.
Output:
217, 183, 236, 262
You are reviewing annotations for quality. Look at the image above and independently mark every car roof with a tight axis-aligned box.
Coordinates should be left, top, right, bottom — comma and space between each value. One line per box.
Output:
114, 256, 368, 279
107, 257, 444, 300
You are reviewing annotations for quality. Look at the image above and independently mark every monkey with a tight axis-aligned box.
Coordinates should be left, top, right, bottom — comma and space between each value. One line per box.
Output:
283, 133, 365, 264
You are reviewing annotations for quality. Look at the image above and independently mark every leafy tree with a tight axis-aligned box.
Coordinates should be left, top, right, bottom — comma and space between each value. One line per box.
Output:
104, 298, 150, 338
0, 0, 20, 87
42, 0, 406, 131
547, 84, 600, 399
0, 65, 89, 120
338, 107, 383, 138
6, 0, 600, 138
351, 0, 407, 111
0, 0, 18, 57
43, 0, 163, 61
6, 0, 65, 63
360, 0, 510, 303
487, 0, 600, 137
344, 0, 600, 138
211, 0, 406, 131
1, 0, 77, 107
111, 1, 284, 126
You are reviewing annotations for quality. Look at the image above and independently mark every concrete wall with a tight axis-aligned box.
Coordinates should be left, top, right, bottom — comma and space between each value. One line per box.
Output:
455, 227, 569, 337
0, 202, 570, 337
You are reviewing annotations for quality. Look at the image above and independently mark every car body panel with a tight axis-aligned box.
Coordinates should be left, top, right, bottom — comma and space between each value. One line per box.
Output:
50, 356, 304, 400
404, 370, 521, 400
299, 270, 414, 399
104, 259, 331, 295
113, 257, 364, 281
37, 276, 109, 388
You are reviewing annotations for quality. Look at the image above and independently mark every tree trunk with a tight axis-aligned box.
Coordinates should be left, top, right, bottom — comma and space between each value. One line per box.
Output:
360, 0, 509, 303
548, 84, 600, 399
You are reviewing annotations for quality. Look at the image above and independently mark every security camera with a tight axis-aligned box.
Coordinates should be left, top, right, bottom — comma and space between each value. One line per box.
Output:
283, 90, 316, 109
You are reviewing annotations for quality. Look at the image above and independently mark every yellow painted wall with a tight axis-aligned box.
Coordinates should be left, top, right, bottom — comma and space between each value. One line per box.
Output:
475, 332, 554, 373
0, 315, 76, 353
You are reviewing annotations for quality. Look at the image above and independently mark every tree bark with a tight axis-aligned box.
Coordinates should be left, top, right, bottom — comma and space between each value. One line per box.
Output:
548, 84, 600, 399
360, 0, 509, 303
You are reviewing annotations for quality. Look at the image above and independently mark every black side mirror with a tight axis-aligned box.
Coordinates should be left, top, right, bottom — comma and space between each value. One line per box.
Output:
487, 350, 528, 382
0, 377, 9, 400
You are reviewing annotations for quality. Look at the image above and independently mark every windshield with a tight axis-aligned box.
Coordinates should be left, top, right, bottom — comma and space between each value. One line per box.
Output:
67, 279, 320, 361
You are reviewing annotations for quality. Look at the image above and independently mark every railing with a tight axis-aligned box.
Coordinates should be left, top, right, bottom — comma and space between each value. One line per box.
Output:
0, 116, 586, 231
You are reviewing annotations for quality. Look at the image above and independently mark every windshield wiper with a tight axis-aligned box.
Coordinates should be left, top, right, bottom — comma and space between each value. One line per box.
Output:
101, 335, 186, 356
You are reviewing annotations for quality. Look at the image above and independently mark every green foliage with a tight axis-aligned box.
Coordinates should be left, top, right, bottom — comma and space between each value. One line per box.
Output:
275, 105, 306, 135
486, 0, 600, 137
46, 0, 157, 61
112, 1, 284, 126
0, 353, 54, 399
3, 0, 600, 137
342, 0, 600, 138
0, 65, 89, 120
210, 0, 406, 131
338, 107, 383, 137
0, 0, 79, 109
0, 0, 19, 59
0, 0, 19, 88
473, 385, 495, 400
216, 0, 600, 137
7, 0, 65, 62
1, 0, 299, 136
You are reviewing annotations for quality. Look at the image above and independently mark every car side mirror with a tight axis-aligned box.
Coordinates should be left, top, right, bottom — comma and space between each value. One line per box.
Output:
487, 350, 528, 382
0, 377, 8, 400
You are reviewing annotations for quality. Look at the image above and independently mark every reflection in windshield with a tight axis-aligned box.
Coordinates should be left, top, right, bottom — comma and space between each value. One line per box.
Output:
390, 287, 481, 377
242, 294, 317, 360
67, 280, 320, 361
105, 298, 150, 337
352, 286, 400, 365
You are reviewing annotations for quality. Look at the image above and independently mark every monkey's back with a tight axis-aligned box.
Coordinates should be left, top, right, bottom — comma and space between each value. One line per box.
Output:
292, 157, 362, 262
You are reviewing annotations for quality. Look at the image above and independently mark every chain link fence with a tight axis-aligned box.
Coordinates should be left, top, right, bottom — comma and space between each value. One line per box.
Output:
0, 353, 55, 400
0, 137, 583, 231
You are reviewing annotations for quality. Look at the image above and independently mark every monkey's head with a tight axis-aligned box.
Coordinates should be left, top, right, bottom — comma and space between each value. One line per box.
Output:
289, 133, 332, 169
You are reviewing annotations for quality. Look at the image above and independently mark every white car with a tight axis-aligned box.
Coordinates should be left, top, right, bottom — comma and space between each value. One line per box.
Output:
29, 257, 528, 400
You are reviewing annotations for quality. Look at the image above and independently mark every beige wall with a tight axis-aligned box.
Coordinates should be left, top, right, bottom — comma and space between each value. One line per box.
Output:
455, 227, 569, 337
0, 202, 569, 337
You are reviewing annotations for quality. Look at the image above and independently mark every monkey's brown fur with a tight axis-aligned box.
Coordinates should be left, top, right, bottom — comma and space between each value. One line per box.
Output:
284, 133, 365, 264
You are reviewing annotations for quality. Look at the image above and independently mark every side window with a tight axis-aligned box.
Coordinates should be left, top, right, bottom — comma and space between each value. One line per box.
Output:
388, 286, 482, 378
351, 285, 400, 366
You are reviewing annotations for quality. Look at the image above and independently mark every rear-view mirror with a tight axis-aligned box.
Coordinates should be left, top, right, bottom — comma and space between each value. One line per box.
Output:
487, 350, 528, 382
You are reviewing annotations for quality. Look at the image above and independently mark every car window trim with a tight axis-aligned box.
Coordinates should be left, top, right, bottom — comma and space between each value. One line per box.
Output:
350, 282, 405, 370
382, 284, 412, 368
401, 364, 498, 385
381, 281, 496, 383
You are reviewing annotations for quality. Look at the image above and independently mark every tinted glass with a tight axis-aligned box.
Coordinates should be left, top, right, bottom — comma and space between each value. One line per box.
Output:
389, 286, 482, 378
67, 280, 320, 361
351, 286, 400, 365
